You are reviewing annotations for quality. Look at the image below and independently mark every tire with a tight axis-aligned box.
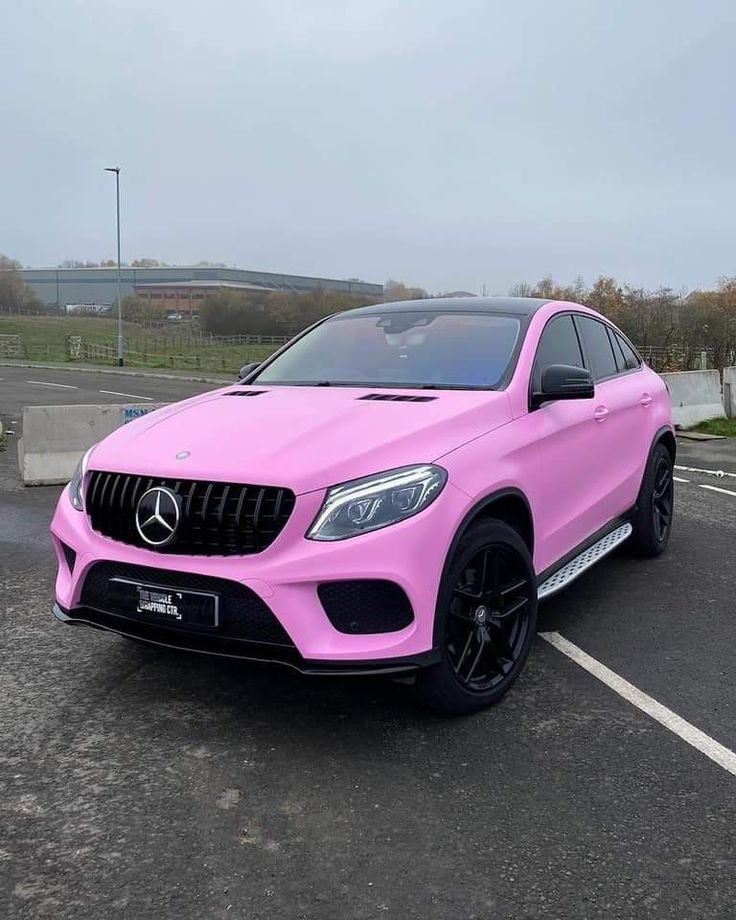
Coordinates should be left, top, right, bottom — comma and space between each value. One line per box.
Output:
628, 441, 674, 557
414, 519, 538, 715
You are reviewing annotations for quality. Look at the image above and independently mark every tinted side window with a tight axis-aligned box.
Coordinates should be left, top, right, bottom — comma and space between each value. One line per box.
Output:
615, 331, 641, 370
608, 329, 627, 372
577, 317, 618, 380
532, 315, 584, 392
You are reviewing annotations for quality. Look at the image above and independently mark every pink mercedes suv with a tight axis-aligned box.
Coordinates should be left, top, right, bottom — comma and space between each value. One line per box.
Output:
51, 298, 674, 713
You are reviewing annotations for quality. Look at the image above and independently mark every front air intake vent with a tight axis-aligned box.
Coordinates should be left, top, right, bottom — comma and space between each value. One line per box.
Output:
358, 393, 437, 403
224, 390, 267, 397
318, 580, 415, 634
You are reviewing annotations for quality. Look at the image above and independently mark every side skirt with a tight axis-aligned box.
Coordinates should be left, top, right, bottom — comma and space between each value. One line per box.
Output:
537, 519, 633, 601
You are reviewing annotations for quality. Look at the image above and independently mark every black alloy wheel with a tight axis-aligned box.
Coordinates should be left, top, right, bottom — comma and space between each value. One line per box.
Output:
628, 441, 675, 557
415, 519, 538, 715
652, 454, 674, 543
447, 544, 532, 693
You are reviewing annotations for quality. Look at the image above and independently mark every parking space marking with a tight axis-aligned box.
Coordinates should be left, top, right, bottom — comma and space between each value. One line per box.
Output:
540, 631, 736, 778
699, 484, 736, 498
675, 464, 736, 480
673, 476, 689, 483
99, 390, 153, 400
26, 379, 77, 389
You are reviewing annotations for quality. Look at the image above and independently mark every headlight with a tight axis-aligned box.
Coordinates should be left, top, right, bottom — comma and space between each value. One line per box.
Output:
307, 464, 447, 541
69, 448, 94, 511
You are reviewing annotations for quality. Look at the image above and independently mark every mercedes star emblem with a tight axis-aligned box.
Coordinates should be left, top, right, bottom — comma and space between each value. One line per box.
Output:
135, 487, 181, 547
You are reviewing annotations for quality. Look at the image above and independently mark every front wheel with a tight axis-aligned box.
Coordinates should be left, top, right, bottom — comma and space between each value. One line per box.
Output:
414, 520, 537, 715
628, 442, 674, 557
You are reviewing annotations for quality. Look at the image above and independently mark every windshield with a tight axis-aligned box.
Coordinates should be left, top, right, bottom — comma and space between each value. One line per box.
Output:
252, 311, 522, 389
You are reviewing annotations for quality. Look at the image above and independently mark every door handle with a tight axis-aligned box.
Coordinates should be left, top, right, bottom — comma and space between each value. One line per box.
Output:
640, 393, 653, 407
594, 405, 609, 422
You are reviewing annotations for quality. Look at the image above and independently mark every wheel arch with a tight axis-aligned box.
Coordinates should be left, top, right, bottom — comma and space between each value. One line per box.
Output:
635, 425, 676, 508
655, 426, 676, 464
433, 487, 535, 646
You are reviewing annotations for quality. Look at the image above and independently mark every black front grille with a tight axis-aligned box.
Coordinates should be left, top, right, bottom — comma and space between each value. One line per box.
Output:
80, 561, 295, 646
86, 471, 295, 556
318, 580, 415, 634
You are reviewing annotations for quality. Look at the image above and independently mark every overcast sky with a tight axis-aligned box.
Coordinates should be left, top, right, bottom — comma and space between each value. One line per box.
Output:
1, 0, 735, 293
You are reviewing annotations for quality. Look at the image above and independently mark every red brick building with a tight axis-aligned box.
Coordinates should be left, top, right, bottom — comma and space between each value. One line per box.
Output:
133, 280, 273, 316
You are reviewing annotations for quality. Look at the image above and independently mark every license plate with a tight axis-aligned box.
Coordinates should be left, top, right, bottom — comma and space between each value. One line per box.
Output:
109, 577, 219, 629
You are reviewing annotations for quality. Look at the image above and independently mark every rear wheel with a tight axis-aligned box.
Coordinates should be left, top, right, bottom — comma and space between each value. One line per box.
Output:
628, 441, 674, 557
414, 520, 537, 715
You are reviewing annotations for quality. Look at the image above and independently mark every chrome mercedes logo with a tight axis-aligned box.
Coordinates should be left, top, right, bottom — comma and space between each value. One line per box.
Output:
135, 487, 181, 547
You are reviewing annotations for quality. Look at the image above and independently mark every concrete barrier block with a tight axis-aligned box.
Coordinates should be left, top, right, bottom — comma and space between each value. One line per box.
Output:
723, 367, 736, 418
660, 369, 725, 428
19, 403, 165, 486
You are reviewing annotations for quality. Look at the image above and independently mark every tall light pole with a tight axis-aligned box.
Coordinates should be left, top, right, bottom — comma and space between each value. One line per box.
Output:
104, 166, 124, 366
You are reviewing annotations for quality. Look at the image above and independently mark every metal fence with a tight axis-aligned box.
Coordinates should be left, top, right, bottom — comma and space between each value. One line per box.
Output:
634, 344, 733, 373
0, 334, 22, 357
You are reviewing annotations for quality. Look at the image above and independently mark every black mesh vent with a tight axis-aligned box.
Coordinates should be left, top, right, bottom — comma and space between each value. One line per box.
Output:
318, 580, 414, 634
80, 561, 295, 646
223, 390, 267, 397
86, 472, 295, 556
358, 394, 436, 403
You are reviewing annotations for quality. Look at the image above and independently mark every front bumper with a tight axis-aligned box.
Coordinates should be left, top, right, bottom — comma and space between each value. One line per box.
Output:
51, 479, 470, 665
52, 603, 439, 675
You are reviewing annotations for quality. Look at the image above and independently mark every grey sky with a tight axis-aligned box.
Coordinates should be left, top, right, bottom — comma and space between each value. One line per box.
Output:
2, 0, 735, 293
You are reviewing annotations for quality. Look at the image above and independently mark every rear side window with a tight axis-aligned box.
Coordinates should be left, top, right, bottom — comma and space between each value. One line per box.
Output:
613, 331, 641, 371
532, 315, 584, 392
576, 316, 618, 381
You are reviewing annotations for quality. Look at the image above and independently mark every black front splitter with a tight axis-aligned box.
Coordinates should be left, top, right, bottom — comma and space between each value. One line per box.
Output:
53, 604, 439, 677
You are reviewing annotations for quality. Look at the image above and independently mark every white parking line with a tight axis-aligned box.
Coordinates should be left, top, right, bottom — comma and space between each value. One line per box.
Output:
540, 631, 736, 778
99, 389, 153, 401
699, 484, 736, 498
675, 464, 736, 480
673, 476, 689, 483
27, 379, 77, 389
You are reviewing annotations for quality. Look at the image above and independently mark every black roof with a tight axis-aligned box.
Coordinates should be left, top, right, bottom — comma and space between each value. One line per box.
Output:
343, 296, 551, 317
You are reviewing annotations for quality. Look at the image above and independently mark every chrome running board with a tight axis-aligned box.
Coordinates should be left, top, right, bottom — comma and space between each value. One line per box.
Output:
537, 522, 633, 601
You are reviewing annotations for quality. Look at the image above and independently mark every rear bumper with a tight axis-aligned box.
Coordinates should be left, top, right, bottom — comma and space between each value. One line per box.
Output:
53, 603, 439, 676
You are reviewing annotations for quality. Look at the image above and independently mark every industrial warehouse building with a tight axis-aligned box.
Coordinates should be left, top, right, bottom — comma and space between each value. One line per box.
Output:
20, 266, 383, 309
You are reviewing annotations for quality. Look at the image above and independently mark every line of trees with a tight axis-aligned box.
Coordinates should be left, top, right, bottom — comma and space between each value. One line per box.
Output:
511, 275, 736, 370
119, 272, 736, 370
199, 288, 377, 336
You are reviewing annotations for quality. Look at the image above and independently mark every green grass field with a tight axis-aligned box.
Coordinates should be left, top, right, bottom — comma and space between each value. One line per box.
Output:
690, 417, 736, 438
0, 315, 276, 373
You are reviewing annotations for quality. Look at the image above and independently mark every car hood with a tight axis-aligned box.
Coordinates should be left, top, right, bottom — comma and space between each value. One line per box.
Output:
89, 385, 513, 494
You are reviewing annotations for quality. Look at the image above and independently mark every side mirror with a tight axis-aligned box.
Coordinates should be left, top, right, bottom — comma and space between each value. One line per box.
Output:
237, 362, 260, 382
532, 364, 594, 409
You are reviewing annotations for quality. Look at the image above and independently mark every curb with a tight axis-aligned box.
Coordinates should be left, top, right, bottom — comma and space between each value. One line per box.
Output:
0, 361, 231, 385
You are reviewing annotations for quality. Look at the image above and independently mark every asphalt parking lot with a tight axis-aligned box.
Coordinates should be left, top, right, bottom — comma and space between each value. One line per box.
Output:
1, 368, 735, 919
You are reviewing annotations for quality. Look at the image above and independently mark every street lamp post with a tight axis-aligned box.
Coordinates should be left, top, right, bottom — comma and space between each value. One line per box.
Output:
104, 166, 124, 366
